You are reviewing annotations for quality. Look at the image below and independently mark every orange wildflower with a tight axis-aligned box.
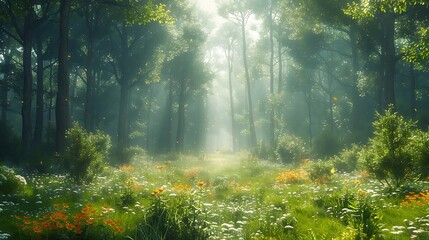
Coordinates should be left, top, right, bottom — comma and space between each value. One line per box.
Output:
33, 226, 43, 233
152, 188, 164, 196
56, 222, 64, 229
156, 165, 165, 170
86, 218, 95, 225
66, 223, 75, 230
197, 181, 205, 187
74, 228, 83, 234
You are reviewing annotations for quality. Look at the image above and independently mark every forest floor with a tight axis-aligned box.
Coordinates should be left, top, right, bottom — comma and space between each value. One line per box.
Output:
1, 152, 429, 239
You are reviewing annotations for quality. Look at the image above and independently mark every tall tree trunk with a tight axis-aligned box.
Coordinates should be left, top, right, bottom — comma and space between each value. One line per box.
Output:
268, 1, 275, 147
382, 12, 396, 108
22, 11, 33, 153
56, 0, 71, 153
409, 63, 416, 119
305, 91, 312, 148
118, 82, 129, 152
117, 24, 130, 155
226, 40, 237, 152
349, 25, 363, 136
164, 76, 174, 152
34, 33, 44, 145
47, 63, 54, 145
277, 38, 283, 94
241, 15, 257, 148
175, 77, 186, 152
145, 86, 153, 151
1, 55, 11, 123
84, 6, 95, 131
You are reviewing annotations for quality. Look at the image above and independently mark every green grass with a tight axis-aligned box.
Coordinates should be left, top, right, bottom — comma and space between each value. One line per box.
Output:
1, 152, 429, 239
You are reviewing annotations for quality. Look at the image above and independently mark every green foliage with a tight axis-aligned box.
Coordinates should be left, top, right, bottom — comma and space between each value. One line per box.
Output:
402, 27, 429, 71
344, 0, 428, 19
345, 193, 382, 240
117, 0, 174, 25
313, 130, 342, 158
409, 129, 429, 178
251, 140, 273, 161
0, 165, 25, 194
62, 123, 111, 183
315, 184, 382, 240
306, 160, 335, 183
140, 193, 209, 240
275, 134, 308, 164
362, 107, 417, 187
329, 144, 362, 173
0, 121, 21, 162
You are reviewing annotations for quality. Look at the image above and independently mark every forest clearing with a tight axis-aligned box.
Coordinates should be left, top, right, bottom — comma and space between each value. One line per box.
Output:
1, 0, 429, 239
1, 150, 429, 239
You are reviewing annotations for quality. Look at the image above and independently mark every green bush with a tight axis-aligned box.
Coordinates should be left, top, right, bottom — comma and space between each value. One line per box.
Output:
0, 165, 26, 194
312, 130, 342, 158
251, 140, 274, 161
275, 134, 308, 164
410, 129, 429, 178
62, 123, 111, 183
362, 107, 416, 187
305, 160, 334, 183
329, 144, 361, 173
0, 121, 21, 163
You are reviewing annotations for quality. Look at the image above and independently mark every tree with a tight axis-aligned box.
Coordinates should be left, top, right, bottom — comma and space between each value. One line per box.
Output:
0, 0, 36, 153
217, 22, 239, 152
56, 0, 71, 153
106, 0, 172, 156
219, 0, 257, 148
344, 0, 429, 108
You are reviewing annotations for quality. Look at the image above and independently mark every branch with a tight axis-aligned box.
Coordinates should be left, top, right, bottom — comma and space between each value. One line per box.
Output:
0, 25, 23, 45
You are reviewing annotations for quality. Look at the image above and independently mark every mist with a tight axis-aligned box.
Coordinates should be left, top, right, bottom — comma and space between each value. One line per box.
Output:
1, 0, 429, 239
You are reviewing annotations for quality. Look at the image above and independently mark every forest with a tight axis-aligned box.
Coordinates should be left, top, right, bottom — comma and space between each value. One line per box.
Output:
1, 0, 429, 239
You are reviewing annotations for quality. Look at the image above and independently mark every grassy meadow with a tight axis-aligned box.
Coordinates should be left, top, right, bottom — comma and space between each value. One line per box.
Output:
1, 152, 429, 239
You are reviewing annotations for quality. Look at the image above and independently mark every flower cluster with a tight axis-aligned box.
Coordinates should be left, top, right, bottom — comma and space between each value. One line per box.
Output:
276, 169, 307, 184
185, 168, 200, 181
401, 191, 429, 207
15, 203, 124, 237
119, 164, 135, 172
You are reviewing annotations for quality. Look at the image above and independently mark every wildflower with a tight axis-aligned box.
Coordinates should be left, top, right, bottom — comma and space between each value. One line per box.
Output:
354, 180, 361, 185
56, 222, 64, 229
86, 218, 95, 225
156, 165, 164, 170
66, 223, 75, 230
358, 189, 364, 196
198, 181, 205, 187
330, 168, 336, 174
33, 226, 43, 233
343, 180, 349, 185
152, 188, 164, 196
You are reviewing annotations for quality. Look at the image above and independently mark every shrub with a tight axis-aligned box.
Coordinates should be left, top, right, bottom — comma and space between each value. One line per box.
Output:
305, 160, 335, 184
275, 134, 308, 164
312, 130, 342, 158
0, 165, 26, 194
251, 140, 274, 161
410, 129, 429, 178
329, 144, 362, 173
62, 123, 111, 183
362, 107, 417, 187
0, 121, 21, 163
